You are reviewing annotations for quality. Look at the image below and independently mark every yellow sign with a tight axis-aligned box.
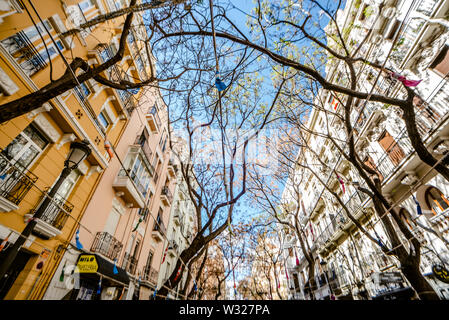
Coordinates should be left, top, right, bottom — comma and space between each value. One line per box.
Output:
77, 255, 98, 273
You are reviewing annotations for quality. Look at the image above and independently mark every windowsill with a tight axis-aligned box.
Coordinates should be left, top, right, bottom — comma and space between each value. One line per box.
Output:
0, 196, 19, 213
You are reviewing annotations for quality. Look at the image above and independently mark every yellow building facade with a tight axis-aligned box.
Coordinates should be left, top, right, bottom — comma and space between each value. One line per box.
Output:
0, 0, 154, 299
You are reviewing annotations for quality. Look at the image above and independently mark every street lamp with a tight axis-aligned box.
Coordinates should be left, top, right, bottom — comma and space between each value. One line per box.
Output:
320, 259, 335, 300
0, 140, 91, 283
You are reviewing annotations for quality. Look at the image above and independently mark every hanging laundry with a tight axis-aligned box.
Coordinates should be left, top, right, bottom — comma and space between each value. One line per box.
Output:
75, 228, 83, 250
391, 72, 422, 87
215, 72, 227, 92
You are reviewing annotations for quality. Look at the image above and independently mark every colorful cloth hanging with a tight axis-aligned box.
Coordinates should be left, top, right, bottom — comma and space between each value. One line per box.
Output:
215, 72, 227, 92
132, 216, 143, 232
0, 232, 11, 253
104, 141, 114, 159
75, 228, 83, 250
59, 261, 66, 282
174, 265, 182, 281
391, 72, 422, 87
336, 173, 345, 194
294, 249, 300, 266
113, 259, 119, 275
412, 195, 423, 215
161, 244, 169, 263
97, 276, 102, 295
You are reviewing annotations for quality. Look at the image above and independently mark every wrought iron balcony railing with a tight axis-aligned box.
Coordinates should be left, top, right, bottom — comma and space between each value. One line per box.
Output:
91, 231, 123, 261
29, 190, 74, 231
123, 252, 138, 275
161, 186, 173, 203
142, 266, 158, 285
0, 150, 38, 206
1, 30, 47, 76
153, 218, 166, 235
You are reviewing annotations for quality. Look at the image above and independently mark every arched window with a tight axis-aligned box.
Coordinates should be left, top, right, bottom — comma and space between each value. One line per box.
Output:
398, 208, 414, 229
425, 187, 449, 215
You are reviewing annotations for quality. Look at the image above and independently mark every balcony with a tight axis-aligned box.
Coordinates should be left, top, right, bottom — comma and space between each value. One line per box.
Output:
90, 231, 123, 261
167, 159, 177, 179
0, 150, 38, 212
167, 240, 179, 257
112, 169, 145, 208
25, 192, 74, 239
152, 220, 166, 242
142, 266, 158, 286
146, 106, 162, 134
1, 30, 47, 76
122, 252, 138, 275
160, 186, 173, 207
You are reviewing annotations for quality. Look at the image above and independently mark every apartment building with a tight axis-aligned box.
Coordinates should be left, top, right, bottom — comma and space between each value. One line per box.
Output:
0, 0, 178, 300
281, 0, 449, 300
156, 172, 197, 299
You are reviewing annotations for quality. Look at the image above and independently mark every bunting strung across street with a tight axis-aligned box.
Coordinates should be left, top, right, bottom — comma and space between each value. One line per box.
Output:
59, 261, 66, 282
215, 71, 227, 92
104, 141, 114, 159
113, 259, 118, 275
193, 280, 198, 292
75, 228, 83, 250
161, 244, 169, 263
294, 248, 300, 266
336, 172, 345, 194
153, 289, 157, 299
412, 195, 423, 215
391, 72, 422, 87
132, 216, 143, 232
97, 276, 102, 295
0, 231, 11, 253
173, 265, 182, 281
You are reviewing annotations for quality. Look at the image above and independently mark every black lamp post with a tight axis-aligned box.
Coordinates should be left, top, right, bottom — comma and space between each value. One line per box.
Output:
320, 259, 335, 299
0, 140, 91, 284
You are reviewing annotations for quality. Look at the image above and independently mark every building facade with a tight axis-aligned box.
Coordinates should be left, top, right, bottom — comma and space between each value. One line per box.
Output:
281, 0, 449, 300
0, 0, 180, 300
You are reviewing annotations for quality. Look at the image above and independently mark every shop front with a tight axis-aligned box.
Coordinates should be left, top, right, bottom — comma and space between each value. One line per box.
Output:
64, 253, 130, 300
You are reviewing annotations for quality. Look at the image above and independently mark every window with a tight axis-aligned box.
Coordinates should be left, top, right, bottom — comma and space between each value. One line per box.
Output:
377, 130, 405, 166
1, 123, 49, 170
98, 110, 111, 131
74, 82, 91, 101
425, 187, 449, 215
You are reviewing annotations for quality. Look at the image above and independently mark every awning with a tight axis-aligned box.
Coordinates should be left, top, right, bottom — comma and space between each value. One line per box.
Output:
372, 287, 415, 300
75, 253, 130, 286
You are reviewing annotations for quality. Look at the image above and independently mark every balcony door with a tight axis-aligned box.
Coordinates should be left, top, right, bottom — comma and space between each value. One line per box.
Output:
377, 130, 405, 166
104, 208, 121, 237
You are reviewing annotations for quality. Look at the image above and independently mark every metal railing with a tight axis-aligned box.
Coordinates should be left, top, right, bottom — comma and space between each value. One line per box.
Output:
1, 30, 47, 76
153, 218, 166, 235
161, 186, 173, 203
0, 150, 38, 206
142, 266, 158, 285
31, 190, 74, 231
91, 231, 123, 261
123, 252, 138, 275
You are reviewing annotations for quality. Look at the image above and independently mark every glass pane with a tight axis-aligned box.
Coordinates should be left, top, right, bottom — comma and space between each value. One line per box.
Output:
98, 112, 110, 129
23, 125, 48, 149
16, 145, 39, 169
56, 171, 79, 200
3, 134, 28, 160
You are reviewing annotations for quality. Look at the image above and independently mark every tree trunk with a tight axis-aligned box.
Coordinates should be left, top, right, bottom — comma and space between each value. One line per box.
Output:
401, 257, 440, 300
